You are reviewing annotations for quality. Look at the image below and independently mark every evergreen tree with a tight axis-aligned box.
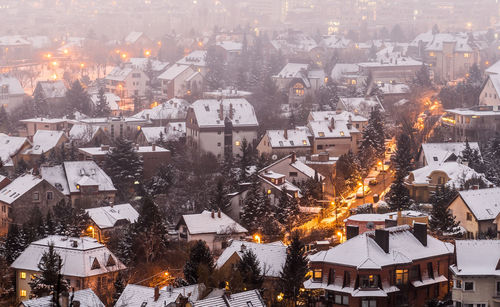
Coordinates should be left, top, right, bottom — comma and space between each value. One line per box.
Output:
334, 151, 362, 194
113, 272, 126, 305
93, 87, 111, 117
29, 243, 69, 300
240, 175, 267, 233
68, 142, 77, 161
205, 45, 225, 90
146, 163, 176, 196
237, 249, 263, 290
65, 80, 91, 117
392, 133, 413, 178
133, 95, 141, 113
104, 138, 143, 200
483, 136, 500, 185
429, 185, 459, 233
461, 139, 484, 173
22, 205, 46, 245
413, 64, 432, 88
209, 177, 229, 211
387, 176, 412, 211
38, 151, 46, 166
33, 87, 49, 117
239, 138, 253, 181
45, 210, 56, 235
390, 24, 406, 42
466, 63, 483, 87
359, 107, 385, 166
275, 188, 300, 231
183, 240, 214, 284
279, 233, 308, 306
0, 105, 9, 133
4, 224, 24, 264
116, 225, 135, 266
52, 199, 91, 237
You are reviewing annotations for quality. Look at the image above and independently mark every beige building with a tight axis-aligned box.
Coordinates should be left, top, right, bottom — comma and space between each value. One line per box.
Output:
158, 64, 203, 100
256, 127, 312, 158
105, 66, 149, 99
441, 106, 500, 142
480, 74, 500, 107
450, 240, 500, 307
0, 74, 25, 112
19, 117, 70, 138
11, 235, 125, 302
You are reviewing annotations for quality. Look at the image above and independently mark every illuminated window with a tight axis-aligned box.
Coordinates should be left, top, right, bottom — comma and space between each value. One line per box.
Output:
235, 141, 241, 146
351, 80, 357, 85
464, 53, 470, 58
360, 274, 378, 288
395, 269, 409, 285
20, 290, 26, 297
137, 126, 141, 131
318, 132, 325, 137
20, 272, 26, 279
293, 83, 305, 96
340, 131, 345, 136
302, 140, 307, 145
429, 52, 435, 57
313, 269, 322, 281
267, 189, 271, 194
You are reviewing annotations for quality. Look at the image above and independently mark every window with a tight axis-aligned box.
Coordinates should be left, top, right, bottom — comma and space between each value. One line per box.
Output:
132, 73, 141, 78
455, 303, 462, 307
1, 205, 4, 213
246, 303, 254, 307
496, 281, 500, 296
464, 53, 470, 58
20, 289, 26, 297
429, 52, 435, 57
362, 299, 376, 307
289, 172, 298, 177
235, 141, 241, 146
318, 132, 325, 137
427, 262, 434, 279
395, 269, 409, 285
217, 142, 221, 147
76, 279, 81, 288
46, 191, 53, 200
33, 192, 39, 201
466, 212, 472, 221
317, 145, 323, 150
360, 274, 379, 288
20, 272, 26, 279
343, 271, 351, 287
91, 258, 101, 270
356, 124, 360, 128
313, 269, 322, 281
410, 265, 420, 281
328, 269, 335, 284
279, 141, 284, 147
464, 281, 474, 291
293, 83, 305, 96
454, 279, 462, 289
334, 294, 349, 305
302, 140, 307, 145
217, 131, 221, 135
290, 141, 294, 146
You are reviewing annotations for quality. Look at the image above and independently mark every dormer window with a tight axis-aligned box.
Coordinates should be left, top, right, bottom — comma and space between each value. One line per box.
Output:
302, 140, 307, 145
106, 255, 116, 267
91, 258, 101, 270
340, 131, 345, 136
318, 132, 325, 137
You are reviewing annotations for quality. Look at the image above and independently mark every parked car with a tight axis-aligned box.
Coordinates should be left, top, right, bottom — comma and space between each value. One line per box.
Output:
369, 179, 378, 186
356, 186, 371, 198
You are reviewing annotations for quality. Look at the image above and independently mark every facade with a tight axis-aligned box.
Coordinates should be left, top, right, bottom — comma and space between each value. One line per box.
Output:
176, 210, 247, 251
105, 66, 149, 99
84, 203, 139, 243
19, 117, 70, 138
448, 187, 500, 239
441, 106, 500, 142
11, 235, 126, 301
186, 99, 259, 159
357, 58, 422, 84
131, 98, 189, 125
0, 74, 25, 112
0, 133, 31, 173
21, 130, 69, 165
78, 116, 151, 141
256, 127, 312, 157
176, 50, 208, 76
450, 240, 500, 307
258, 170, 302, 206
305, 224, 454, 307
135, 123, 186, 145
158, 64, 202, 99
479, 74, 500, 107
33, 81, 67, 106
417, 142, 480, 168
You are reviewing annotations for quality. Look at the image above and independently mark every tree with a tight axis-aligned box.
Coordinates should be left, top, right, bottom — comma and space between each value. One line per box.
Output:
483, 136, 500, 185
209, 176, 230, 211
275, 188, 300, 231
29, 243, 69, 301
33, 87, 49, 117
429, 185, 459, 233
104, 138, 143, 201
432, 24, 440, 35
461, 139, 484, 173
4, 224, 25, 264
52, 199, 91, 237
0, 105, 9, 133
240, 175, 268, 233
413, 64, 432, 88
390, 24, 406, 42
205, 45, 225, 90
133, 95, 141, 113
279, 233, 308, 306
237, 249, 263, 290
113, 272, 126, 305
183, 240, 215, 284
359, 107, 385, 166
65, 80, 91, 117
93, 87, 111, 117
334, 151, 362, 194
392, 133, 413, 178
386, 177, 412, 211
22, 205, 46, 245
146, 163, 176, 196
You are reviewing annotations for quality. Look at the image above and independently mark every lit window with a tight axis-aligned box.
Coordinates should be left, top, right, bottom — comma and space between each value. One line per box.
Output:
318, 132, 325, 137
20, 272, 26, 279
454, 279, 462, 289
340, 131, 345, 136
313, 269, 322, 281
302, 140, 307, 145
267, 189, 271, 195
351, 80, 357, 85
235, 141, 241, 146
20, 290, 26, 297
395, 269, 409, 285
293, 83, 305, 96
464, 53, 470, 58
429, 52, 435, 57
137, 126, 141, 131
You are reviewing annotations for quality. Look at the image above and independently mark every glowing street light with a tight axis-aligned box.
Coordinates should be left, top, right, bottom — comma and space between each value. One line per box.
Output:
51, 73, 57, 80
144, 50, 151, 57
253, 234, 261, 244
63, 49, 69, 54
121, 53, 127, 59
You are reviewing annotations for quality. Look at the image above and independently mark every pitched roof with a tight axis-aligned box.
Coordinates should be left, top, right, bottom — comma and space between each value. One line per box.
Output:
408, 162, 490, 188
485, 59, 500, 75
11, 235, 126, 277
176, 50, 207, 67
115, 284, 180, 307
0, 35, 31, 46
35, 81, 67, 98
308, 110, 367, 122
132, 98, 189, 121
456, 187, 500, 221
0, 74, 24, 95
85, 204, 139, 229
40, 164, 70, 195
338, 97, 384, 118
193, 289, 265, 307
274, 63, 308, 79
0, 133, 30, 166
216, 41, 243, 52
140, 123, 186, 143
265, 128, 311, 148
420, 142, 480, 166
63, 161, 116, 194
450, 240, 500, 277
158, 64, 192, 81
21, 289, 104, 307
105, 66, 134, 82
179, 210, 247, 235
0, 174, 44, 205
129, 58, 169, 72
309, 225, 453, 269
90, 92, 120, 110
23, 130, 66, 155
307, 119, 358, 138
190, 99, 258, 128
124, 31, 145, 44
216, 241, 287, 278
68, 124, 102, 143
330, 63, 359, 80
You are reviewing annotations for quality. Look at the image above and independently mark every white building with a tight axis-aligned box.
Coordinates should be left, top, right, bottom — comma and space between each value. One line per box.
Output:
158, 64, 202, 100
186, 98, 259, 159
0, 74, 25, 112
417, 142, 480, 167
85, 203, 139, 242
105, 66, 149, 99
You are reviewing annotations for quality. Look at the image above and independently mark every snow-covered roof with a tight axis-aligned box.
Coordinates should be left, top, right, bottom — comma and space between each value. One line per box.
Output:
485, 59, 500, 75
274, 63, 308, 79
0, 74, 24, 96
157, 64, 192, 81
21, 289, 104, 307
124, 31, 145, 44
420, 142, 480, 166
132, 98, 189, 121
345, 214, 388, 222
456, 187, 500, 221
90, 92, 120, 111
445, 107, 500, 116
450, 240, 500, 277
176, 50, 207, 67
78, 146, 169, 157
407, 162, 490, 188
35, 81, 67, 98
116, 284, 180, 307
20, 117, 67, 124
105, 66, 133, 82
204, 88, 252, 99
358, 57, 422, 68
85, 203, 139, 229
424, 33, 474, 52
190, 99, 258, 128
486, 74, 500, 99
308, 119, 358, 139
379, 83, 409, 95
40, 164, 70, 195
265, 128, 311, 148
23, 130, 66, 155
216, 241, 286, 278
162, 284, 205, 302
129, 58, 169, 72
63, 161, 116, 194
320, 35, 351, 49
26, 36, 50, 49
193, 289, 265, 307
140, 123, 186, 143
0, 35, 31, 46
0, 174, 43, 205
309, 225, 453, 269
308, 110, 367, 122
330, 64, 360, 80
0, 133, 29, 166
216, 41, 243, 52
69, 124, 102, 143
339, 97, 384, 118
11, 235, 126, 277
179, 210, 247, 235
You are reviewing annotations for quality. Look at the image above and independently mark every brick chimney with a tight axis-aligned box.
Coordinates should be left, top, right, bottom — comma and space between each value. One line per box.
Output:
211, 210, 215, 218
413, 222, 427, 247
154, 286, 160, 301
346, 225, 359, 240
219, 102, 224, 120
375, 229, 389, 253
284, 129, 288, 140
330, 118, 335, 130
291, 152, 296, 163
152, 143, 156, 151
217, 209, 221, 218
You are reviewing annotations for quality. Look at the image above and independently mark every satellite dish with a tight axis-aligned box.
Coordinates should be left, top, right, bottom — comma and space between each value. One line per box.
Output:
366, 222, 375, 230
272, 154, 278, 160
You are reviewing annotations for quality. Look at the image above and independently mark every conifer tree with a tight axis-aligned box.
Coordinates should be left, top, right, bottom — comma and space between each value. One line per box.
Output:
483, 136, 500, 185
386, 178, 412, 211
0, 105, 9, 133
113, 272, 126, 305
241, 175, 267, 233
392, 133, 413, 178
237, 249, 263, 290
429, 185, 459, 233
359, 107, 385, 166
279, 233, 308, 306
205, 45, 225, 90
29, 243, 69, 299
209, 177, 229, 211
116, 225, 135, 266
183, 240, 214, 284
4, 224, 25, 264
93, 87, 111, 117
275, 188, 300, 230
133, 95, 141, 113
68, 142, 77, 161
45, 210, 56, 235
461, 139, 484, 173
65, 80, 91, 117
146, 163, 176, 196
413, 64, 432, 88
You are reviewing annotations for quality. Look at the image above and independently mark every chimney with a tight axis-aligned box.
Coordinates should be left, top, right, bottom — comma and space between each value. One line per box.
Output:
472, 184, 479, 190
291, 152, 297, 163
152, 143, 156, 151
229, 103, 234, 119
413, 223, 427, 247
336, 108, 342, 114
346, 225, 359, 240
397, 210, 402, 220
284, 129, 288, 140
217, 209, 221, 218
154, 286, 160, 302
219, 102, 224, 120
375, 229, 389, 253
211, 210, 215, 218
330, 118, 335, 130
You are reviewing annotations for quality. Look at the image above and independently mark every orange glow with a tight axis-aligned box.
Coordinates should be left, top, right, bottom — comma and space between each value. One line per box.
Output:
164, 271, 169, 276
80, 63, 85, 68
46, 53, 52, 58
51, 73, 57, 80
144, 50, 151, 57
52, 61, 57, 66
157, 41, 162, 46
253, 234, 261, 243
121, 53, 127, 59
63, 49, 68, 54
198, 41, 203, 47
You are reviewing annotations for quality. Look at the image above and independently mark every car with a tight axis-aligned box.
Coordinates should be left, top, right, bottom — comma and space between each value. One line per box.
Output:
369, 179, 378, 186
356, 186, 371, 198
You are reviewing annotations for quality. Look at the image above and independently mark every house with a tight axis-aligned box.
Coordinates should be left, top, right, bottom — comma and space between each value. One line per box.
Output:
304, 224, 454, 307
84, 203, 139, 242
330, 63, 361, 86
19, 117, 70, 138
186, 99, 259, 159
405, 162, 490, 203
479, 73, 500, 107
11, 235, 126, 301
0, 175, 10, 190
450, 240, 500, 307
257, 170, 302, 207
158, 64, 202, 99
33, 81, 67, 105
345, 211, 429, 234
115, 284, 180, 307
417, 142, 480, 167
129, 57, 169, 79
448, 187, 500, 239
215, 41, 243, 63
378, 82, 410, 105
193, 289, 265, 307
0, 36, 32, 62
40, 161, 116, 208
0, 173, 65, 235
357, 57, 423, 84
132, 98, 189, 125
0, 133, 31, 173
21, 288, 105, 307
176, 210, 247, 251
259, 153, 325, 185
105, 66, 149, 99
176, 50, 208, 76
122, 31, 155, 57
78, 144, 170, 179
441, 106, 500, 142
21, 130, 68, 165
0, 74, 25, 112
68, 124, 109, 146
89, 92, 121, 116
78, 116, 151, 141
256, 127, 312, 157
337, 97, 385, 119
136, 123, 186, 145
